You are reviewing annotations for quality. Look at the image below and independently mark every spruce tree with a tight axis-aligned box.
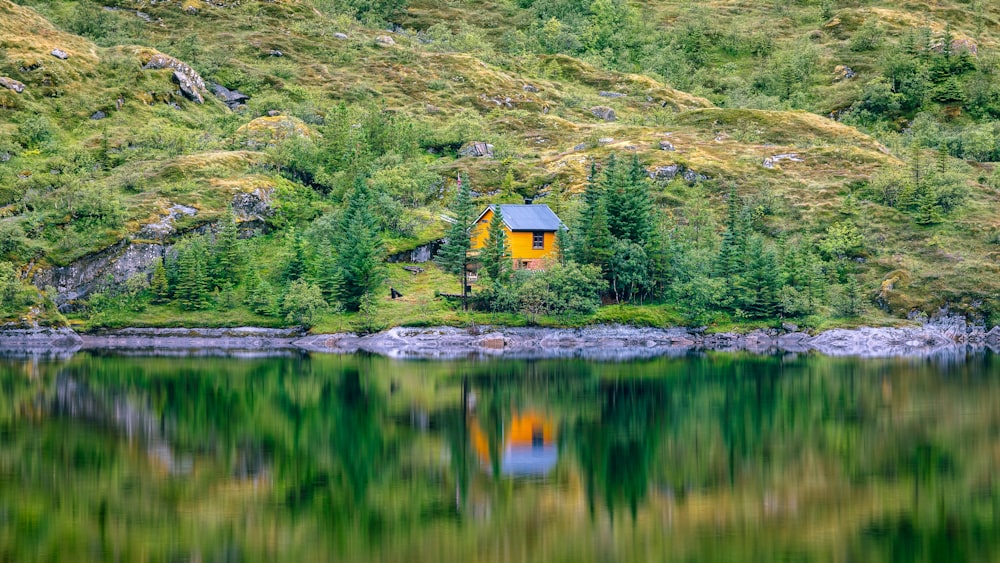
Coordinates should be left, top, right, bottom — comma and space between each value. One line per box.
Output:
176, 239, 210, 311
333, 178, 387, 311
605, 154, 654, 246
212, 210, 240, 288
571, 160, 605, 264
283, 229, 308, 282
436, 173, 476, 307
581, 198, 613, 273
735, 235, 781, 318
150, 258, 170, 304
480, 206, 512, 285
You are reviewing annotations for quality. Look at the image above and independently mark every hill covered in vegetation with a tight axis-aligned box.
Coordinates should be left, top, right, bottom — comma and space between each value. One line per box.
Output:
1, 0, 999, 331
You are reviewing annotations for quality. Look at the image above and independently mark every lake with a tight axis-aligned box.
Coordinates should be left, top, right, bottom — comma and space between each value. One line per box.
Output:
1, 350, 999, 562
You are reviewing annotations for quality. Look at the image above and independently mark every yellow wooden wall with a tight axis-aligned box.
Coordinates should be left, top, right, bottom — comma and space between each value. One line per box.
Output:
471, 209, 556, 261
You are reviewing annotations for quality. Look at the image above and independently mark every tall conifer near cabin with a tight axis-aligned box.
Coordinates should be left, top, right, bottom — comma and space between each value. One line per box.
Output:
480, 206, 512, 285
436, 173, 475, 308
333, 178, 386, 311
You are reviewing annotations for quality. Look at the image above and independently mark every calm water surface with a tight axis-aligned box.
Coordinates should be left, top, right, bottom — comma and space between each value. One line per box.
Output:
1, 351, 999, 562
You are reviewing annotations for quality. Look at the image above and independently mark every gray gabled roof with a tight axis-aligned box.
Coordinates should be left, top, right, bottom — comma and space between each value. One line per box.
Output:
477, 204, 565, 232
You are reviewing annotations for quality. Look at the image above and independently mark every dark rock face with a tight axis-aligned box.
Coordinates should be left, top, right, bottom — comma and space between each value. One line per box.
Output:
0, 77, 25, 93
90, 111, 106, 120
590, 106, 616, 121
231, 189, 275, 229
212, 83, 250, 110
33, 241, 166, 307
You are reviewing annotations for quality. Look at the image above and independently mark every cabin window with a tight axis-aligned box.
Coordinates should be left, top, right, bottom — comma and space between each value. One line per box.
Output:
532, 232, 544, 249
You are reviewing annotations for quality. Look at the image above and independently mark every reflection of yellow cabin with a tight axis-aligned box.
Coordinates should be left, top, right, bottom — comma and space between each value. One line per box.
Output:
469, 412, 558, 476
471, 204, 564, 270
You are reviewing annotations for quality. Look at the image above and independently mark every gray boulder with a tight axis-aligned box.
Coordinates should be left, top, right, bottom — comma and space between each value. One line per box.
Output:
590, 106, 616, 121
173, 70, 203, 103
334, 33, 348, 40
659, 140, 675, 151
375, 35, 396, 46
0, 77, 25, 93
51, 48, 69, 60
598, 91, 625, 98
212, 83, 250, 110
90, 111, 106, 120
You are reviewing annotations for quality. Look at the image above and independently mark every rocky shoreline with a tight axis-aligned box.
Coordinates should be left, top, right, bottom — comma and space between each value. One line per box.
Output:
2, 319, 999, 360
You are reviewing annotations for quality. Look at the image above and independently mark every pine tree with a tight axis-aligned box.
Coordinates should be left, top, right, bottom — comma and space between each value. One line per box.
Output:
333, 178, 387, 312
175, 240, 210, 311
735, 235, 781, 318
283, 229, 308, 282
244, 270, 277, 317
436, 173, 476, 308
581, 198, 613, 273
150, 258, 170, 304
480, 206, 512, 285
212, 210, 240, 288
571, 160, 605, 264
604, 154, 654, 245
715, 185, 745, 280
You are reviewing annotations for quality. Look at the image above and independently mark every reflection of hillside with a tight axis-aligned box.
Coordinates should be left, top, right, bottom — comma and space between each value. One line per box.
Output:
1, 353, 999, 561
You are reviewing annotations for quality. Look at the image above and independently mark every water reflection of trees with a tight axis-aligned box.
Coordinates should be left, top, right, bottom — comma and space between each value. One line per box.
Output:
1, 352, 999, 561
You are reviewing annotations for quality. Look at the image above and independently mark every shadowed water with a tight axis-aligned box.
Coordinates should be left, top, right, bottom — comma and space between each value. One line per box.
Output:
1, 351, 999, 562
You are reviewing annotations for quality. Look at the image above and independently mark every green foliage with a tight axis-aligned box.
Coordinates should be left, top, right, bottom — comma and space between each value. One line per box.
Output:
150, 259, 170, 304
172, 238, 212, 311
819, 221, 865, 259
282, 279, 327, 326
436, 173, 475, 278
332, 179, 387, 312
479, 206, 512, 286
0, 261, 36, 318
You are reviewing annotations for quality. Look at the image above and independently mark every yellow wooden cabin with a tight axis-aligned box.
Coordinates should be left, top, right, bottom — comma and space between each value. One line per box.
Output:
471, 204, 564, 270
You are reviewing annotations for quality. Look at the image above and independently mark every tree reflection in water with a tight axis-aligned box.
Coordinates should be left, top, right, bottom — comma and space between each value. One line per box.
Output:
0, 351, 999, 561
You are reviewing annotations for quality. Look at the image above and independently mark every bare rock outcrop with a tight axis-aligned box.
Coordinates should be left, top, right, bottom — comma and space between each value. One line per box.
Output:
142, 53, 207, 103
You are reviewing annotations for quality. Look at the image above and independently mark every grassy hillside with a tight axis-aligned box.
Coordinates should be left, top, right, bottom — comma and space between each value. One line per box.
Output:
1, 0, 999, 329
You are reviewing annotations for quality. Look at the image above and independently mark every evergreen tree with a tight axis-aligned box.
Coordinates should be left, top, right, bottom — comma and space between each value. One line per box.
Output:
436, 173, 476, 307
579, 198, 613, 274
715, 185, 745, 280
735, 235, 781, 318
212, 210, 241, 288
480, 206, 512, 285
604, 154, 654, 245
175, 239, 210, 311
244, 270, 277, 317
150, 258, 170, 304
333, 178, 387, 312
283, 229, 308, 282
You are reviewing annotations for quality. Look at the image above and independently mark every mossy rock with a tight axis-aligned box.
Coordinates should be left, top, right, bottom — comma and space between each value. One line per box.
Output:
234, 115, 315, 148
